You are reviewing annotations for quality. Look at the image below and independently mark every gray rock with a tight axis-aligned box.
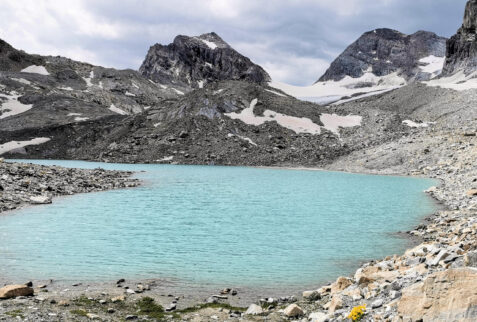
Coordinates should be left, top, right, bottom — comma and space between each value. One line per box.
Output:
139, 32, 271, 88
244, 304, 263, 315
371, 299, 384, 308
464, 251, 477, 267
318, 28, 446, 83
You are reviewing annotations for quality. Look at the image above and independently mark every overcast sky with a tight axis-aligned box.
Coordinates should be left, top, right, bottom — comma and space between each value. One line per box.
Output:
0, 0, 468, 85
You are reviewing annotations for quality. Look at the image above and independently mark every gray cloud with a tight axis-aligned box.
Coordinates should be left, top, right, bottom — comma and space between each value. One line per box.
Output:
0, 0, 468, 85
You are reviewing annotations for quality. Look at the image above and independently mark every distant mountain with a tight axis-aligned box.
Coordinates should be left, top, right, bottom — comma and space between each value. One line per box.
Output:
442, 0, 477, 76
139, 32, 271, 89
318, 28, 447, 83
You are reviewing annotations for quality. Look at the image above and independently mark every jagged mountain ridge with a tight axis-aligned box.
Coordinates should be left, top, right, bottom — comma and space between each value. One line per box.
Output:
139, 32, 271, 89
318, 28, 447, 83
442, 0, 477, 76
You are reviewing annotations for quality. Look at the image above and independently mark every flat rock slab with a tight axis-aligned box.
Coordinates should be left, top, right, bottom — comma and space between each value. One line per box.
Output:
0, 285, 34, 299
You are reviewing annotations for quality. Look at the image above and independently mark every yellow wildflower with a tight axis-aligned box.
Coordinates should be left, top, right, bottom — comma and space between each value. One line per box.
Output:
347, 304, 366, 321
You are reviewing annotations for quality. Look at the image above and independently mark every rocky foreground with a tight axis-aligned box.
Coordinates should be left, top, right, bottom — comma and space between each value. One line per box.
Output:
0, 159, 139, 213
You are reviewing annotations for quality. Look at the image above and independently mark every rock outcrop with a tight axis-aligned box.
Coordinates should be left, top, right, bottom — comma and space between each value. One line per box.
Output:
442, 0, 477, 76
139, 32, 271, 88
318, 28, 446, 82
396, 268, 477, 321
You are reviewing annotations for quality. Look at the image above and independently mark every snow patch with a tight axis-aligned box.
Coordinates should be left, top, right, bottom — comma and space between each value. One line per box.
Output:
21, 65, 50, 75
83, 70, 94, 87
198, 80, 204, 89
419, 55, 445, 76
58, 86, 74, 91
213, 89, 224, 95
172, 88, 185, 95
109, 104, 128, 115
225, 99, 322, 135
270, 71, 405, 105
227, 133, 257, 146
158, 156, 174, 162
0, 137, 51, 155
132, 82, 140, 89
67, 113, 82, 116
320, 114, 362, 134
265, 89, 287, 97
11, 78, 31, 85
0, 94, 33, 119
74, 117, 89, 122
402, 120, 431, 128
424, 70, 477, 91
125, 91, 136, 97
197, 38, 218, 50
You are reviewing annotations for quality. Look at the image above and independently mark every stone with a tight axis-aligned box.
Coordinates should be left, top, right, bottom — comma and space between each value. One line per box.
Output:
29, 195, 52, 205
466, 189, 477, 196
428, 250, 450, 266
309, 311, 329, 322
125, 315, 138, 320
107, 308, 115, 313
331, 276, 353, 293
86, 313, 100, 320
0, 285, 34, 299
371, 299, 384, 308
111, 295, 125, 303
165, 303, 176, 311
397, 268, 477, 321
58, 300, 70, 306
355, 266, 399, 285
244, 304, 263, 315
328, 296, 343, 313
116, 278, 125, 284
464, 251, 477, 267
303, 290, 321, 301
283, 304, 304, 317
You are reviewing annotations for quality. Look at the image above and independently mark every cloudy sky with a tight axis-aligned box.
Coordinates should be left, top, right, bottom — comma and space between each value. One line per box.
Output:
0, 0, 468, 85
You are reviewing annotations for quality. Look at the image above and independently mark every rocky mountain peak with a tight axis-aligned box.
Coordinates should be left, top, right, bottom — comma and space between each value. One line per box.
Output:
441, 0, 477, 76
317, 28, 446, 83
139, 32, 271, 88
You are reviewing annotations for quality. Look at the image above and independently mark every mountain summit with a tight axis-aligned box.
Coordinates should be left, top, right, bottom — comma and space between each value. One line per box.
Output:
139, 32, 271, 88
442, 0, 477, 76
317, 28, 446, 83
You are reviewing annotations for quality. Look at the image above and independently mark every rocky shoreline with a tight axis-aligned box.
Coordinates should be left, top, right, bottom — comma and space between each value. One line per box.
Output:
0, 159, 140, 213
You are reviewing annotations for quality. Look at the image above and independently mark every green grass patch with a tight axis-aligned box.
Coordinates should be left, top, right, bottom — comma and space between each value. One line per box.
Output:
136, 297, 167, 320
5, 309, 24, 318
178, 302, 246, 314
74, 295, 94, 306
70, 309, 88, 317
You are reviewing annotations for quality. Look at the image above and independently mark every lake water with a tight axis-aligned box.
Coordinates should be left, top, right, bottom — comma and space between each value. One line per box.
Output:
0, 160, 437, 291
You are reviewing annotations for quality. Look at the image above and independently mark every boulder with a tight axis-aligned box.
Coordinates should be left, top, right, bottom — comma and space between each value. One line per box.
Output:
283, 304, 304, 317
464, 251, 477, 267
309, 311, 329, 322
29, 195, 52, 205
0, 284, 34, 299
244, 304, 263, 315
328, 295, 343, 313
355, 266, 399, 285
331, 276, 353, 293
396, 268, 477, 321
303, 290, 321, 301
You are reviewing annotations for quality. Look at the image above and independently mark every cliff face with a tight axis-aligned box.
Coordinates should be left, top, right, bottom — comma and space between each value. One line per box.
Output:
442, 0, 477, 76
318, 28, 446, 83
139, 32, 271, 88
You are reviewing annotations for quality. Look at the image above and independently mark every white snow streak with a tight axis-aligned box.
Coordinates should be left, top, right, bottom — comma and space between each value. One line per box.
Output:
21, 65, 50, 75
0, 138, 51, 155
109, 104, 128, 115
0, 94, 33, 119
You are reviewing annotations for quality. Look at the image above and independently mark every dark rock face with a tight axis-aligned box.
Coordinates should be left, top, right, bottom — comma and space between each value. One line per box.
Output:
442, 0, 477, 76
318, 28, 446, 83
139, 32, 271, 88
0, 39, 44, 72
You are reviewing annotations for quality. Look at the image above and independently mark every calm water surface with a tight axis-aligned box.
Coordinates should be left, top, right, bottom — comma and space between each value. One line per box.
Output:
0, 160, 437, 290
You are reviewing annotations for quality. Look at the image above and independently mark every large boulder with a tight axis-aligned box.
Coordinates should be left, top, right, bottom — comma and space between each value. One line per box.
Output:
283, 304, 304, 317
244, 304, 263, 316
396, 268, 477, 321
0, 285, 34, 299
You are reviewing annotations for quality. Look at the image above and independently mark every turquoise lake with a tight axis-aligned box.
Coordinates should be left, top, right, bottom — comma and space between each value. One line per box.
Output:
0, 160, 437, 291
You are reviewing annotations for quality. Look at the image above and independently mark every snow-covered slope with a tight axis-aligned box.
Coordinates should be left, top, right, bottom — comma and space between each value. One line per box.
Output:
270, 70, 406, 105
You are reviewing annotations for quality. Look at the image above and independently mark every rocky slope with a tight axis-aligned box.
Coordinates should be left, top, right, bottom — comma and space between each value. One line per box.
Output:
139, 32, 271, 89
318, 28, 447, 83
442, 0, 477, 76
